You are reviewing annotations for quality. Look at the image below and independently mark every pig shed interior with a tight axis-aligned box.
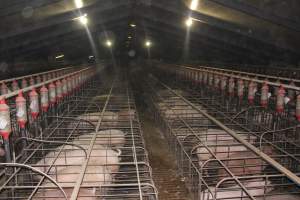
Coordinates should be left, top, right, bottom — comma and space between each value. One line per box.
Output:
0, 0, 300, 200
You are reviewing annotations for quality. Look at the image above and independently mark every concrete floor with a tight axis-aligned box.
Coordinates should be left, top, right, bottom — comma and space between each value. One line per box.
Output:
139, 113, 191, 200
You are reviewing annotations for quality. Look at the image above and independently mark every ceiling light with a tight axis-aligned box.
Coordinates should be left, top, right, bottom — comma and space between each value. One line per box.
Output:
190, 0, 199, 10
185, 17, 193, 27
145, 40, 152, 47
74, 0, 83, 8
78, 15, 88, 25
106, 40, 112, 47
55, 54, 64, 59
130, 23, 136, 27
128, 36, 132, 39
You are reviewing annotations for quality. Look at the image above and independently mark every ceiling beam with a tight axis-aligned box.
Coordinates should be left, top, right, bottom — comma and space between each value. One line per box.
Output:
152, 1, 299, 54
2, 22, 129, 58
209, 0, 300, 32
0, 0, 131, 39
0, 8, 131, 53
135, 10, 274, 60
138, 21, 266, 63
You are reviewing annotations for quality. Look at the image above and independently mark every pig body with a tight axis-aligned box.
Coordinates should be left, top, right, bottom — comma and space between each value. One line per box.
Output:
163, 103, 210, 125
216, 146, 274, 180
33, 164, 112, 199
202, 180, 272, 200
157, 95, 210, 125
41, 165, 112, 187
70, 110, 136, 129
76, 129, 126, 147
73, 112, 119, 127
35, 143, 121, 174
34, 166, 111, 200
118, 109, 136, 121
195, 129, 257, 166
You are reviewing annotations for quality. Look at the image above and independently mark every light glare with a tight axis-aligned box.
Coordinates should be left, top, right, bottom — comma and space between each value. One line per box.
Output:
55, 55, 64, 59
106, 40, 112, 47
79, 15, 88, 25
74, 0, 83, 8
190, 0, 199, 10
145, 40, 152, 47
185, 18, 193, 27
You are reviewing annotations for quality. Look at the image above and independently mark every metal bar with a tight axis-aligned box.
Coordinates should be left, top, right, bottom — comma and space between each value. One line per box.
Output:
0, 66, 72, 84
70, 79, 115, 200
175, 65, 300, 91
0, 67, 91, 99
200, 65, 300, 84
126, 86, 143, 200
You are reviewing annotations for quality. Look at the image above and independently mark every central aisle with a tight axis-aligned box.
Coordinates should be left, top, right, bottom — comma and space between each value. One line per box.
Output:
140, 114, 191, 200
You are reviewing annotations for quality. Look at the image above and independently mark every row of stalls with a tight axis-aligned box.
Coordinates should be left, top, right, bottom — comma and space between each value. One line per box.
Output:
142, 63, 300, 200
0, 65, 158, 199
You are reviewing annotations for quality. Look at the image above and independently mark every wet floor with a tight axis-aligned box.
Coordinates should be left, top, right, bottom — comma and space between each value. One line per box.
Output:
140, 113, 191, 200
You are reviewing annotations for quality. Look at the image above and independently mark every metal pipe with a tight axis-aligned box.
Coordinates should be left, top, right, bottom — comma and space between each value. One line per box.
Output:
126, 87, 144, 200
0, 67, 91, 99
175, 65, 300, 91
46, 116, 96, 130
0, 163, 67, 200
200, 65, 300, 84
70, 79, 115, 200
0, 66, 72, 85
15, 137, 87, 159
